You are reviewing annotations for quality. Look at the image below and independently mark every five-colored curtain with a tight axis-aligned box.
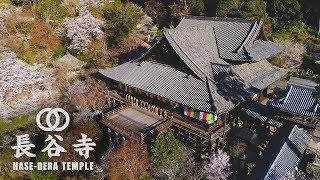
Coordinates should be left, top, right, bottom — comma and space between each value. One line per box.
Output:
184, 106, 216, 124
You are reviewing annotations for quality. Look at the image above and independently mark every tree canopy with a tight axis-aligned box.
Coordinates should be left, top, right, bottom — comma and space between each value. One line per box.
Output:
268, 0, 303, 32
151, 131, 187, 179
240, 0, 267, 19
102, 2, 143, 46
108, 141, 150, 180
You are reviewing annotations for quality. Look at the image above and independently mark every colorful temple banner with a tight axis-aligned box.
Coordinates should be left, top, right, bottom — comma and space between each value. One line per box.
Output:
184, 106, 216, 124
118, 82, 181, 109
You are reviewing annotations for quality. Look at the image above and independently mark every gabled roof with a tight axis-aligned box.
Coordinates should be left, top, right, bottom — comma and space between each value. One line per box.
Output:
53, 52, 85, 69
99, 16, 286, 114
176, 16, 282, 62
164, 26, 229, 80
271, 82, 320, 119
232, 60, 288, 90
250, 125, 310, 180
264, 126, 310, 180
99, 61, 236, 113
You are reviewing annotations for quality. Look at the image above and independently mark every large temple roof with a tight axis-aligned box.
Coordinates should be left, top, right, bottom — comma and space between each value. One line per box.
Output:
164, 26, 228, 81
100, 16, 287, 114
100, 61, 236, 113
176, 16, 283, 62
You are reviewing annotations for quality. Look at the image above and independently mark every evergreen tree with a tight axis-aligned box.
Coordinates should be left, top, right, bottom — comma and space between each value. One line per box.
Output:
151, 132, 187, 179
268, 0, 303, 32
31, 153, 61, 179
188, 0, 205, 16
102, 2, 143, 45
240, 0, 267, 19
216, 0, 242, 17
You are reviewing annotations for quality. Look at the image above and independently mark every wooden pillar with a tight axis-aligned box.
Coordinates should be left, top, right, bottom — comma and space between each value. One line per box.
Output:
115, 132, 118, 143
108, 128, 112, 143
140, 133, 144, 142
222, 113, 228, 148
208, 133, 213, 156
258, 90, 263, 103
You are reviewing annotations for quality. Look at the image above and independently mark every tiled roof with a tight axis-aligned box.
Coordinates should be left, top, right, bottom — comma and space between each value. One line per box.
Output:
232, 60, 288, 90
243, 102, 282, 128
176, 16, 258, 62
99, 16, 286, 114
53, 52, 85, 69
176, 16, 284, 62
246, 41, 284, 61
99, 61, 236, 114
264, 126, 310, 180
164, 26, 229, 80
271, 84, 320, 119
249, 125, 310, 180
288, 77, 318, 88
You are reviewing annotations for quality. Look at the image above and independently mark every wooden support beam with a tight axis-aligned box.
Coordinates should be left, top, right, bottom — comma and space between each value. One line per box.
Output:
222, 113, 228, 148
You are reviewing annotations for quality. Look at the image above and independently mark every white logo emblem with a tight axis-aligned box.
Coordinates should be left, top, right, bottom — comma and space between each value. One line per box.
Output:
36, 108, 70, 132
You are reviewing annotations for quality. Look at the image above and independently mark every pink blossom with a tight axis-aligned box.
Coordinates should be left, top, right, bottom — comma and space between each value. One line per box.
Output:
62, 12, 105, 52
204, 149, 232, 180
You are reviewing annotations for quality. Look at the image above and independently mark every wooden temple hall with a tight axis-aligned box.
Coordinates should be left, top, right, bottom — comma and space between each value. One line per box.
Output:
98, 16, 287, 154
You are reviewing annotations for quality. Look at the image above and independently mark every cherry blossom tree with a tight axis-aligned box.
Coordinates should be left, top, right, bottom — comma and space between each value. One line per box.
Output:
65, 78, 110, 123
204, 149, 232, 180
282, 170, 308, 180
60, 11, 105, 52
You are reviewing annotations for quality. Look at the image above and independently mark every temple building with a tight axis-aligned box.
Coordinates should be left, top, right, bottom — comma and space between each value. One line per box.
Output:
99, 16, 287, 153
244, 77, 319, 129
271, 77, 320, 128
250, 125, 311, 180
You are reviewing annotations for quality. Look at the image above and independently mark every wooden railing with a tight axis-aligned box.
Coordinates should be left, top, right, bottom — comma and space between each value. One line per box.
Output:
101, 104, 173, 142
103, 103, 131, 118
173, 113, 218, 132
277, 115, 317, 128
101, 115, 144, 141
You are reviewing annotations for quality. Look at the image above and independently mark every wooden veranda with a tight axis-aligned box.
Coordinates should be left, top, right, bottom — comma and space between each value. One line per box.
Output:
100, 104, 172, 142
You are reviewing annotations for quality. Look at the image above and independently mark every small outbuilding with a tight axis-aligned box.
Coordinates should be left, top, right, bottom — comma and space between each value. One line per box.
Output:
52, 52, 85, 71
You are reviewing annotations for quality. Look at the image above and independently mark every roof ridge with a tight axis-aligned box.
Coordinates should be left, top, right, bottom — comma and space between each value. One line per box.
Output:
163, 28, 217, 83
289, 83, 317, 91
182, 15, 258, 24
237, 21, 258, 53
167, 25, 214, 32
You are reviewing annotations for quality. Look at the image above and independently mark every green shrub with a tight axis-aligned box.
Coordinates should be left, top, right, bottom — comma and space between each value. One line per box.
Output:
10, 0, 22, 6
267, 31, 292, 42
0, 115, 33, 142
267, 55, 286, 67
31, 153, 61, 180
52, 47, 67, 59
228, 140, 247, 159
